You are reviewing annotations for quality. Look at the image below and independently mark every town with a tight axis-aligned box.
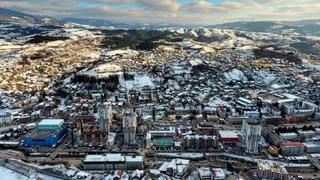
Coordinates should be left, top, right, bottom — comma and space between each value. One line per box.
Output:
1, 15, 320, 180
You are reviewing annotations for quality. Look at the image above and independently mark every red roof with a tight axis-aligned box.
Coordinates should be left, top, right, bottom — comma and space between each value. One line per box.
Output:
282, 142, 304, 147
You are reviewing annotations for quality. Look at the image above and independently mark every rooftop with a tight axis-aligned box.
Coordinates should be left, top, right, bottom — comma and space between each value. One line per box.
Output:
38, 119, 64, 126
218, 130, 240, 139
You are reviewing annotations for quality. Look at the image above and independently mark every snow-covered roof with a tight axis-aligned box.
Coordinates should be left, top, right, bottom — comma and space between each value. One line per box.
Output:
38, 119, 64, 126
218, 130, 239, 139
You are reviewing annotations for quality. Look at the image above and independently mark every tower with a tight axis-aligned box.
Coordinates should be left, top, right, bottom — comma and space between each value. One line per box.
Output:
242, 120, 262, 154
98, 104, 113, 133
123, 109, 137, 145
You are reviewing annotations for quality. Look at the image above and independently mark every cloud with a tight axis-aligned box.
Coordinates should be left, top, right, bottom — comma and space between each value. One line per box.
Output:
137, 0, 180, 11
0, 0, 320, 24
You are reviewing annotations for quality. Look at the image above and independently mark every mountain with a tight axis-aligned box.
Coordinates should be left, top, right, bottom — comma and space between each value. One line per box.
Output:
0, 8, 63, 25
62, 18, 193, 29
62, 18, 143, 29
212, 20, 320, 36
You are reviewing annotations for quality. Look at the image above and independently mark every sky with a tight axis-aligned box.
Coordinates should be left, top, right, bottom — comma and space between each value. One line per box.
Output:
1, 0, 320, 25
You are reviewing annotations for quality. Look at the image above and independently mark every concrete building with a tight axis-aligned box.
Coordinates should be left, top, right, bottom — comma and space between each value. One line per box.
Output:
83, 154, 144, 170
98, 104, 112, 133
184, 134, 218, 150
0, 111, 13, 125
242, 120, 262, 154
159, 159, 189, 178
256, 160, 291, 180
279, 132, 298, 140
198, 167, 213, 180
281, 142, 305, 156
303, 143, 320, 153
123, 109, 137, 145
218, 130, 240, 145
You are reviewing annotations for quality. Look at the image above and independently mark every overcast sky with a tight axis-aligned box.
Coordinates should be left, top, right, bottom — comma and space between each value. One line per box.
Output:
1, 0, 320, 25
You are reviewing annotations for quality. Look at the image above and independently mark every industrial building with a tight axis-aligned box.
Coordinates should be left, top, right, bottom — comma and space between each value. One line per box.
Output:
281, 142, 305, 156
242, 120, 262, 154
123, 109, 137, 145
82, 154, 144, 170
22, 119, 67, 147
146, 127, 175, 150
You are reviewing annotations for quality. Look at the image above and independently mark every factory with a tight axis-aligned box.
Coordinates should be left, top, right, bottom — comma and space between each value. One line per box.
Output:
22, 119, 67, 147
82, 154, 144, 170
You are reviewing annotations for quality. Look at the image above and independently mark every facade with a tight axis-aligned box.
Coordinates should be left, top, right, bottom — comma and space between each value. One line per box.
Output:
184, 134, 218, 150
83, 154, 144, 170
218, 130, 240, 144
0, 111, 13, 125
303, 143, 320, 153
256, 161, 291, 180
123, 109, 137, 145
22, 119, 67, 147
198, 167, 213, 180
281, 142, 305, 156
242, 120, 262, 154
98, 104, 113, 133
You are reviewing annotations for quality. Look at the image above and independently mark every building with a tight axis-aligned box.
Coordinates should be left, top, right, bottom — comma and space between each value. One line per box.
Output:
242, 120, 262, 154
303, 143, 320, 153
76, 114, 107, 147
0, 111, 13, 125
83, 154, 144, 170
98, 104, 113, 133
281, 142, 305, 156
279, 132, 298, 140
198, 167, 213, 180
218, 130, 240, 145
22, 119, 67, 147
212, 168, 226, 180
184, 134, 218, 150
159, 159, 189, 178
256, 160, 291, 180
123, 109, 137, 145
146, 127, 175, 150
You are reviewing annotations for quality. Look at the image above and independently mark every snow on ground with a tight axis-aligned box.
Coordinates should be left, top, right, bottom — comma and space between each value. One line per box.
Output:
0, 166, 28, 180
223, 68, 247, 82
207, 97, 231, 107
252, 70, 276, 84
78, 64, 123, 78
124, 74, 155, 90
105, 49, 139, 56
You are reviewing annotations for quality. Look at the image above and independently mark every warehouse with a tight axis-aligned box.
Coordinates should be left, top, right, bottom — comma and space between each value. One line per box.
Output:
82, 154, 144, 170
22, 119, 67, 147
281, 142, 305, 156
